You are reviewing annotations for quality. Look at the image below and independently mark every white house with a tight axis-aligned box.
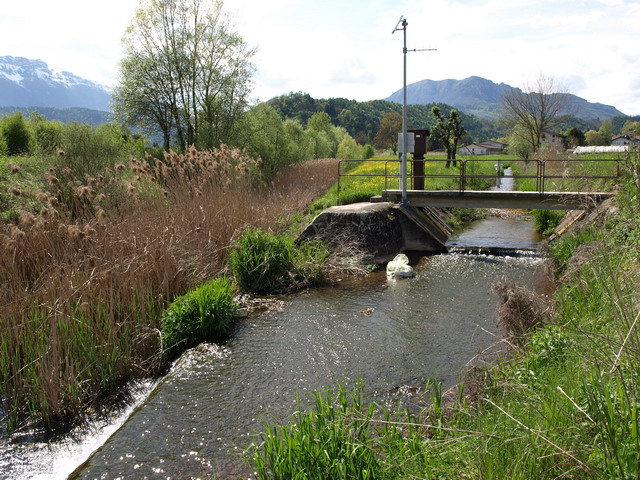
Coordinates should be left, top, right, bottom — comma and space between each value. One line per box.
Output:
458, 141, 506, 155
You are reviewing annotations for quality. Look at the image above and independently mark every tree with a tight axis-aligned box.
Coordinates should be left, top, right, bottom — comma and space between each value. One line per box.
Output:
431, 106, 466, 167
307, 112, 340, 157
373, 112, 402, 155
565, 127, 586, 148
501, 75, 569, 155
0, 112, 31, 155
336, 134, 362, 160
622, 120, 640, 137
113, 0, 255, 151
585, 129, 605, 146
598, 119, 613, 146
507, 123, 535, 159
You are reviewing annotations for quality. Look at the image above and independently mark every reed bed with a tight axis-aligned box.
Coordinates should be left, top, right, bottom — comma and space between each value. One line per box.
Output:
0, 148, 339, 430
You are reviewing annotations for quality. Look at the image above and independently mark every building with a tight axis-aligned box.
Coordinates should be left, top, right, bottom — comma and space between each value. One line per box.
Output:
540, 132, 566, 150
458, 141, 506, 155
611, 135, 640, 146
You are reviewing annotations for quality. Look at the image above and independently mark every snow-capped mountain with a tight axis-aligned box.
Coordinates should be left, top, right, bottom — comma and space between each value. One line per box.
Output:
0, 56, 112, 111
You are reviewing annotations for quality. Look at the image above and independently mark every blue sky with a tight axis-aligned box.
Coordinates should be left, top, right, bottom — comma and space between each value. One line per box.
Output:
2, 0, 640, 115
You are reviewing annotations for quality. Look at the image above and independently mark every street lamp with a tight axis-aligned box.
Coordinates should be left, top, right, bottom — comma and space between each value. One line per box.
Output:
392, 16, 436, 206
392, 16, 409, 206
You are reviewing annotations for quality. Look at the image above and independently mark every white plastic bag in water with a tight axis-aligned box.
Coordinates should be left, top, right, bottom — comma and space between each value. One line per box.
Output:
386, 254, 415, 278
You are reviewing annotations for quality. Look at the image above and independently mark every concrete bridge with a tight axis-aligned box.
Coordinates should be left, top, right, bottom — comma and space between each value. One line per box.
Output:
379, 189, 615, 210
344, 157, 622, 211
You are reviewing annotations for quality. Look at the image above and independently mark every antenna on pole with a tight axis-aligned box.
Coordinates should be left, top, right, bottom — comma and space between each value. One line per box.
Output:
392, 16, 436, 207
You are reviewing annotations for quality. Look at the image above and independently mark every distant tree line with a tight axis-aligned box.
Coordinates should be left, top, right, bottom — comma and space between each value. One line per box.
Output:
266, 92, 501, 149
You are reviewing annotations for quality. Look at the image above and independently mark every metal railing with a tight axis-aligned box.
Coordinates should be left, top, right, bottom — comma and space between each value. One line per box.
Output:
337, 158, 622, 203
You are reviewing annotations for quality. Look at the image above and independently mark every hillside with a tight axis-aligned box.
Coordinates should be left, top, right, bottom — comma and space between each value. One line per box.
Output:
0, 106, 111, 128
0, 56, 112, 112
386, 76, 624, 121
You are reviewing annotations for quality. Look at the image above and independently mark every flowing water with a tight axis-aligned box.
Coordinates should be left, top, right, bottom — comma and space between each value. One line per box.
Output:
0, 208, 542, 480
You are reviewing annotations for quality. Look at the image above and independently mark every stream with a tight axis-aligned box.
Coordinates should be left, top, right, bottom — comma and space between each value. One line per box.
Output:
0, 207, 542, 479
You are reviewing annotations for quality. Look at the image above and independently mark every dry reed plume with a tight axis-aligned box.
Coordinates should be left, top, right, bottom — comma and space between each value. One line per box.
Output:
0, 147, 339, 429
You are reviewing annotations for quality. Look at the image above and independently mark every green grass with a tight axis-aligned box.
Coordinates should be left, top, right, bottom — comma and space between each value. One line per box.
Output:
532, 209, 565, 235
228, 228, 329, 294
512, 157, 622, 192
161, 277, 237, 357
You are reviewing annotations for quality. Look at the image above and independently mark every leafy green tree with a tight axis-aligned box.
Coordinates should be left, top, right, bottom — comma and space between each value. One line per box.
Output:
431, 106, 466, 167
585, 129, 605, 146
598, 119, 613, 145
307, 112, 340, 157
241, 103, 290, 179
373, 112, 402, 154
622, 120, 640, 137
565, 127, 586, 148
0, 112, 31, 155
336, 134, 362, 160
307, 112, 333, 134
27, 113, 64, 154
114, 0, 255, 151
507, 124, 534, 159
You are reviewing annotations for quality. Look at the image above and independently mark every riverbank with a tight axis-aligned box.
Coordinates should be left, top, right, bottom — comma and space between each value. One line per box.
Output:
0, 150, 341, 431
245, 153, 640, 479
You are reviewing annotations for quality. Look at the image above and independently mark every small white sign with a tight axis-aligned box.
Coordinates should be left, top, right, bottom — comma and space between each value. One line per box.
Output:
397, 132, 415, 154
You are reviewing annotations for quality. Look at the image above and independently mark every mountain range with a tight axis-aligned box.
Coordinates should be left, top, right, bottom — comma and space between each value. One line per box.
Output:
0, 56, 112, 112
386, 76, 624, 122
0, 56, 627, 125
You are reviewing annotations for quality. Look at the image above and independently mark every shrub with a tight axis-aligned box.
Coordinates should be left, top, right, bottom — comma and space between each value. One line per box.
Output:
161, 277, 237, 355
363, 144, 375, 159
229, 228, 328, 294
229, 228, 295, 293
0, 112, 31, 155
27, 114, 64, 154
532, 209, 564, 235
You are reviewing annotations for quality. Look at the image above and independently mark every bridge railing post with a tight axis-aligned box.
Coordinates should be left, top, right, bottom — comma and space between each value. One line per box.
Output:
536, 160, 546, 194
459, 160, 466, 193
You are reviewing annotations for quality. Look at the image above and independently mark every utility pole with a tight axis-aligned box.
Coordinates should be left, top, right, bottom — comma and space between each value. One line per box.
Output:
392, 16, 436, 206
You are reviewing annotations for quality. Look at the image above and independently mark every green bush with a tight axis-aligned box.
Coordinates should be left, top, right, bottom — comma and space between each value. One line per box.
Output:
229, 229, 294, 293
161, 277, 237, 355
28, 114, 64, 154
1, 112, 31, 155
229, 228, 328, 294
532, 209, 565, 235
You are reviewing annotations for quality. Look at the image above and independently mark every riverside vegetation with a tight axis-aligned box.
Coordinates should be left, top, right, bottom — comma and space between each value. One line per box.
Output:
2, 108, 637, 478
245, 149, 640, 479
0, 112, 347, 431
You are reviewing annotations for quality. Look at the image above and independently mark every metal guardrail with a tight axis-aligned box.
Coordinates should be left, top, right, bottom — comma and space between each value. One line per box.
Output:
337, 158, 622, 203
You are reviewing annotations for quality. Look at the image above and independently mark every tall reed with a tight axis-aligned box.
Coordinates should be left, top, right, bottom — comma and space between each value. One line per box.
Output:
0, 148, 339, 430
